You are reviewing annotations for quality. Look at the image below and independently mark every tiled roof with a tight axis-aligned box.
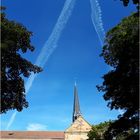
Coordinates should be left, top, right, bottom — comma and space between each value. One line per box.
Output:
1, 131, 65, 139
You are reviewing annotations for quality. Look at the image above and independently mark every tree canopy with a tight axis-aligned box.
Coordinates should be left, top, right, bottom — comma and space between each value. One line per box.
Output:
1, 9, 42, 113
87, 121, 112, 140
97, 12, 139, 139
120, 0, 139, 6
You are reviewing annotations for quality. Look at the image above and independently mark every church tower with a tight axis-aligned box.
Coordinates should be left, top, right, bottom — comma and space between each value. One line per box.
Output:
65, 82, 91, 140
72, 82, 81, 122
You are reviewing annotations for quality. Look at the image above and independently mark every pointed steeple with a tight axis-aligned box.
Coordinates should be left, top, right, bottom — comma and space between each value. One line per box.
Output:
72, 81, 81, 122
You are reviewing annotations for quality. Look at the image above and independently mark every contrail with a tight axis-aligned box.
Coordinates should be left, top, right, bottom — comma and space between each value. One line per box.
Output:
6, 0, 76, 130
90, 0, 105, 46
25, 0, 76, 94
6, 111, 17, 130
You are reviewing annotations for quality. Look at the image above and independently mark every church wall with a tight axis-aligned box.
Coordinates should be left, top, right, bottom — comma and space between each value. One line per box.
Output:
65, 132, 89, 140
64, 116, 91, 140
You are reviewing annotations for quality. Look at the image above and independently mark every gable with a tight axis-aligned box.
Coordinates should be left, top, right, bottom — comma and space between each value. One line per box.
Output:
65, 116, 91, 132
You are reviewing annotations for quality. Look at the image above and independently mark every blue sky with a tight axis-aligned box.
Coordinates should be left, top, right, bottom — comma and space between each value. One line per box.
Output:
1, 0, 136, 131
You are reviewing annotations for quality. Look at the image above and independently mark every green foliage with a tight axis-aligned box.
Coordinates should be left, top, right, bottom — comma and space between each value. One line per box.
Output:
97, 13, 139, 139
1, 9, 42, 113
120, 0, 139, 6
87, 121, 112, 140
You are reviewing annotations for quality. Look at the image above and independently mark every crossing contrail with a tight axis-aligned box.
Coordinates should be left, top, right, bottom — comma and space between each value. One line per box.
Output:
6, 0, 76, 130
90, 0, 105, 46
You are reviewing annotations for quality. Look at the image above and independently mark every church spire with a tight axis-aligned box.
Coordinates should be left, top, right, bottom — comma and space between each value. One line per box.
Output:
72, 81, 81, 122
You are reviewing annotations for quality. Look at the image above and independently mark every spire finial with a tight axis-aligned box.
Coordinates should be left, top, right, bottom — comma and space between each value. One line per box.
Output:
75, 80, 77, 86
74, 77, 77, 86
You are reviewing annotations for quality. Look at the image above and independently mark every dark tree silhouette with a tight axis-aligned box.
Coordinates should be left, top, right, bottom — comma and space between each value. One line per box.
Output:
97, 12, 139, 139
1, 9, 42, 113
120, 0, 139, 6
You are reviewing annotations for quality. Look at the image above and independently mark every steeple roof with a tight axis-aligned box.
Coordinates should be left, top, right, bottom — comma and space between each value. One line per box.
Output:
72, 82, 81, 122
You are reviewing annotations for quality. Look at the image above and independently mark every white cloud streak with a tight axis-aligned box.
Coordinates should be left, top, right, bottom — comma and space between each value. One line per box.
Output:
26, 123, 47, 131
6, 0, 76, 130
6, 111, 17, 130
25, 0, 76, 94
90, 0, 123, 117
90, 0, 105, 46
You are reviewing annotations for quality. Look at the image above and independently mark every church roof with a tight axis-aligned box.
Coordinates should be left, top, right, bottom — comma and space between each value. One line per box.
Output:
1, 131, 64, 139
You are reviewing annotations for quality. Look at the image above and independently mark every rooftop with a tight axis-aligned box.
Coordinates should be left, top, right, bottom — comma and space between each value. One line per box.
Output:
1, 131, 65, 139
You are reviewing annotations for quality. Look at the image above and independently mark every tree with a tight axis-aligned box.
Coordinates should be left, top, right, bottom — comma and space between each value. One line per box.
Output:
97, 12, 139, 139
119, 0, 139, 6
87, 121, 136, 140
1, 9, 42, 113
87, 121, 112, 140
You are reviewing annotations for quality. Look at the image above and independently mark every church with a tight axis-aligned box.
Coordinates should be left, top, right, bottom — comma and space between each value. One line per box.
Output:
1, 83, 91, 140
65, 82, 92, 140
